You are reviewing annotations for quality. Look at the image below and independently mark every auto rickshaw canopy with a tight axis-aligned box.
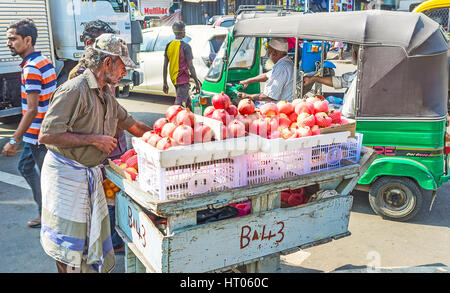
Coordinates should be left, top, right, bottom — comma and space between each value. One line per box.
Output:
233, 10, 449, 119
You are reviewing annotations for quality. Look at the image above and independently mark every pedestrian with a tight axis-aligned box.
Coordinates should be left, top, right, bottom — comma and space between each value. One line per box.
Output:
204, 13, 210, 25
163, 22, 201, 107
2, 18, 56, 229
68, 20, 127, 256
38, 33, 152, 273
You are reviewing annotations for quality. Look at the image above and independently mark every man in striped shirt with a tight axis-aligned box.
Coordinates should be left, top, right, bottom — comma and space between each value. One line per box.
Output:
2, 19, 56, 228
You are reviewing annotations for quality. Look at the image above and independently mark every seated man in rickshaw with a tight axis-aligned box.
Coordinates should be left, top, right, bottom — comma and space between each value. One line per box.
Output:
237, 38, 294, 102
303, 44, 359, 118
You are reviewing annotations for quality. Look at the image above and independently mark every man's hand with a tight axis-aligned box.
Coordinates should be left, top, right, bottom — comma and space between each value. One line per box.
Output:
2, 142, 18, 157
237, 92, 250, 100
303, 76, 316, 86
91, 135, 118, 154
194, 79, 202, 93
239, 80, 250, 90
163, 82, 169, 94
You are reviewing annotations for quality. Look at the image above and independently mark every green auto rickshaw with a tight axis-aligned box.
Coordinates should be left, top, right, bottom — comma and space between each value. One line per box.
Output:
191, 10, 450, 221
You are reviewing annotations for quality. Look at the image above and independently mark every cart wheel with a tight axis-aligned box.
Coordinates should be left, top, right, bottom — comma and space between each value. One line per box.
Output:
369, 176, 423, 222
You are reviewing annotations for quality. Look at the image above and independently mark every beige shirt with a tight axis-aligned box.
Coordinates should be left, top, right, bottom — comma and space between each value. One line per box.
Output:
41, 69, 135, 167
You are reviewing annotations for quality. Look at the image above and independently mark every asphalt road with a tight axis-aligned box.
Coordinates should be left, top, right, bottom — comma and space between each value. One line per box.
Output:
0, 73, 449, 273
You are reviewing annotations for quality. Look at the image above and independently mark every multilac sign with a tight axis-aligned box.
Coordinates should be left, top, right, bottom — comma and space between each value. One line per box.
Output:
139, 0, 172, 16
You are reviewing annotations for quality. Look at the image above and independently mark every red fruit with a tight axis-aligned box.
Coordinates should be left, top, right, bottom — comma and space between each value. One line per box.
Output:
279, 127, 294, 139
294, 100, 315, 115
176, 108, 195, 127
340, 118, 349, 125
212, 109, 232, 125
220, 125, 228, 140
297, 113, 316, 128
306, 96, 321, 104
266, 117, 279, 133
172, 125, 194, 145
124, 168, 137, 181
212, 92, 231, 109
277, 101, 294, 115
166, 105, 184, 122
120, 149, 136, 163
141, 131, 155, 143
235, 114, 253, 132
315, 112, 332, 128
156, 137, 175, 150
226, 104, 238, 117
289, 111, 298, 123
311, 125, 321, 136
278, 116, 291, 128
161, 122, 177, 138
153, 118, 168, 135
260, 103, 279, 118
126, 155, 138, 169
227, 120, 246, 138
193, 122, 213, 143
250, 118, 270, 138
237, 98, 256, 115
290, 122, 300, 130
291, 98, 304, 108
203, 106, 216, 118
313, 100, 329, 114
296, 126, 313, 137
327, 109, 342, 124
148, 133, 163, 147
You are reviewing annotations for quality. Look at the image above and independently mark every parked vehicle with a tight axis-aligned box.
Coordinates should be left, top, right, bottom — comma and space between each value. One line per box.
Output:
212, 16, 236, 28
413, 0, 449, 33
193, 10, 449, 221
0, 0, 143, 122
131, 25, 228, 97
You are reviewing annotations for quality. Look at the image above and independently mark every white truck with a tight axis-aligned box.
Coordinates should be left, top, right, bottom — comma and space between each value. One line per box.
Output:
0, 0, 143, 122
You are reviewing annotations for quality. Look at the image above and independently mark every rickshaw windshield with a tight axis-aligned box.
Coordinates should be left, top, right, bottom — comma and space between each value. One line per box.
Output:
228, 37, 257, 69
205, 37, 228, 82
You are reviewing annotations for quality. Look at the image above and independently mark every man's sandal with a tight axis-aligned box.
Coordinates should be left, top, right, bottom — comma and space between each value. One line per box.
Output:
27, 218, 41, 228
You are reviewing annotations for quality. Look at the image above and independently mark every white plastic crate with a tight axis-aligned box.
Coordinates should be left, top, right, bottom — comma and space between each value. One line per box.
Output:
137, 152, 245, 201
245, 133, 363, 185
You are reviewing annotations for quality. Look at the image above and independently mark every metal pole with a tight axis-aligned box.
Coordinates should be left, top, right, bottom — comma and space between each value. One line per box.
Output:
293, 37, 298, 99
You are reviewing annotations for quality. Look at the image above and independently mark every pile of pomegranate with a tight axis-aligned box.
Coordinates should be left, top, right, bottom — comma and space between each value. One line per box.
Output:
229, 95, 349, 139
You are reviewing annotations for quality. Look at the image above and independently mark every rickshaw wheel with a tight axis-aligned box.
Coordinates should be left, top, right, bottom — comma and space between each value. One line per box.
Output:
369, 176, 423, 222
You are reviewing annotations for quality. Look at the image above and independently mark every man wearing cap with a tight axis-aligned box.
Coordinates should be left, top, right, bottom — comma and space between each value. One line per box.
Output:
38, 34, 151, 273
237, 38, 294, 102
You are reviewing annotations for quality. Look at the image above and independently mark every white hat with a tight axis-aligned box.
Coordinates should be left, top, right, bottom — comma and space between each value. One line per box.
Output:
268, 38, 289, 53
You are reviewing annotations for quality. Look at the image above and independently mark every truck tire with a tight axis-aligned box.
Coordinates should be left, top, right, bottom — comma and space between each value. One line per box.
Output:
368, 176, 423, 222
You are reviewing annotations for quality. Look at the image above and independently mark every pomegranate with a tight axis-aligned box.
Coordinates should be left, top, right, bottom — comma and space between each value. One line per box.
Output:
148, 133, 163, 147
289, 111, 298, 123
203, 106, 215, 118
297, 126, 312, 137
297, 113, 316, 128
212, 92, 231, 109
277, 101, 294, 115
161, 122, 177, 138
156, 137, 175, 150
278, 116, 291, 128
153, 118, 168, 135
327, 109, 342, 124
141, 131, 155, 143
237, 98, 255, 115
166, 105, 184, 122
313, 100, 329, 114
235, 114, 253, 132
193, 122, 213, 143
227, 120, 246, 138
266, 117, 279, 133
226, 104, 238, 118
315, 112, 332, 128
172, 125, 194, 145
260, 103, 279, 118
306, 96, 321, 104
291, 98, 304, 108
211, 109, 232, 125
176, 108, 195, 127
290, 122, 300, 130
279, 127, 294, 139
250, 118, 270, 138
294, 100, 315, 115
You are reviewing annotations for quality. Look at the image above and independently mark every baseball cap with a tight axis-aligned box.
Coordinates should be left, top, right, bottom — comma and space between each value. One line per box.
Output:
268, 38, 289, 53
93, 33, 136, 68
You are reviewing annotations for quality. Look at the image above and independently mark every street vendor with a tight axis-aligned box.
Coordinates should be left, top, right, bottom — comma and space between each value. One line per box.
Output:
303, 44, 359, 118
38, 34, 151, 273
237, 38, 294, 102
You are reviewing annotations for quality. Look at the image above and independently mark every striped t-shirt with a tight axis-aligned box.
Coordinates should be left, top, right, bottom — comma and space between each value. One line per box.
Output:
20, 51, 56, 144
164, 40, 193, 86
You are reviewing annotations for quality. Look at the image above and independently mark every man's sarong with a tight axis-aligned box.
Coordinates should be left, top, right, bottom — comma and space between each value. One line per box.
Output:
40, 151, 115, 273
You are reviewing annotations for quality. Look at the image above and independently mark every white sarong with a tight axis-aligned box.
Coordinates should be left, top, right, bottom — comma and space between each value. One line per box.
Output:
40, 150, 115, 273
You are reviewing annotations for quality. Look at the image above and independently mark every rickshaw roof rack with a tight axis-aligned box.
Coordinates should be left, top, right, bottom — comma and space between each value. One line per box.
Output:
235, 5, 301, 21
233, 10, 449, 56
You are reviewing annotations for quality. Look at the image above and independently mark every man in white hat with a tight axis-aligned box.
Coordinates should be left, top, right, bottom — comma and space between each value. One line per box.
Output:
237, 38, 294, 102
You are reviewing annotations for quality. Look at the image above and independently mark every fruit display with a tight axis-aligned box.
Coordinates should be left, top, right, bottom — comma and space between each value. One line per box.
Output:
103, 178, 121, 199
232, 95, 350, 140
110, 149, 139, 181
